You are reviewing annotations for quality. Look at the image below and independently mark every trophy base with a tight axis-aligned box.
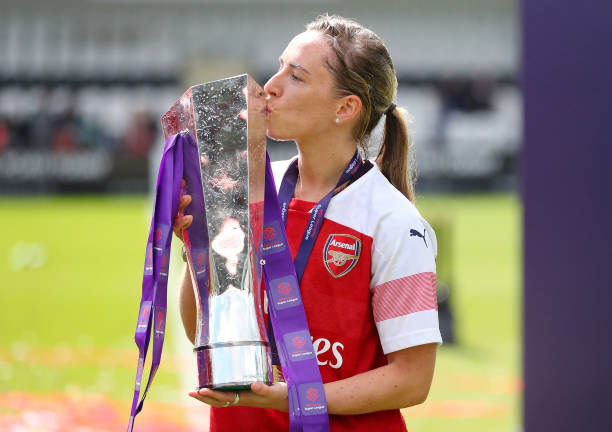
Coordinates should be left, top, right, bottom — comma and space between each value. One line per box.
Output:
194, 341, 273, 390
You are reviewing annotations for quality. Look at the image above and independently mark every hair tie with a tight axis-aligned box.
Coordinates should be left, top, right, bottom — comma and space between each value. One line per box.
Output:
386, 103, 396, 115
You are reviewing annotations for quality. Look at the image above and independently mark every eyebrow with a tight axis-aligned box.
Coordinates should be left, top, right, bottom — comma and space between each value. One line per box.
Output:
279, 57, 311, 74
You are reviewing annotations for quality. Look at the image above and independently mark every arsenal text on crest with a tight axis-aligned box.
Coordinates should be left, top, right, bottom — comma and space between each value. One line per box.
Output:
323, 234, 361, 278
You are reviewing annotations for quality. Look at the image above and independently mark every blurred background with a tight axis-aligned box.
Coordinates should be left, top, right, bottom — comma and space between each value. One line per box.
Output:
0, 1, 521, 431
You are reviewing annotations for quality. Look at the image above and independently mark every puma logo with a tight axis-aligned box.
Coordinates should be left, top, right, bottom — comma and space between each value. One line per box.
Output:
409, 228, 428, 247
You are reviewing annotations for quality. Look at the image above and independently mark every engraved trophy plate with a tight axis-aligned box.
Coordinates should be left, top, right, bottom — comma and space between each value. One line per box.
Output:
161, 75, 271, 390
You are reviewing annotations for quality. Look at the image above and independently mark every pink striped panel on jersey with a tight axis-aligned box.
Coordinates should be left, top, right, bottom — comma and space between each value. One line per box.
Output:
372, 272, 438, 322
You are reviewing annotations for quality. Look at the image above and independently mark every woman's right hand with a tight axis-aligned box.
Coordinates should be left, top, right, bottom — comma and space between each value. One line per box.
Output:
173, 180, 194, 241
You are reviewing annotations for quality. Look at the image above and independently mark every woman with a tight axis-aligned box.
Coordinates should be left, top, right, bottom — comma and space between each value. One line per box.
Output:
174, 14, 441, 431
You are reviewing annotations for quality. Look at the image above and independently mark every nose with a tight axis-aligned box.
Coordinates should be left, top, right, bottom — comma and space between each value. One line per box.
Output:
264, 73, 281, 98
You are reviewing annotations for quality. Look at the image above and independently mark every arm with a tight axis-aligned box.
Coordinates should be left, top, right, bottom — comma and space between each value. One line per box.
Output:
324, 343, 437, 414
190, 343, 437, 413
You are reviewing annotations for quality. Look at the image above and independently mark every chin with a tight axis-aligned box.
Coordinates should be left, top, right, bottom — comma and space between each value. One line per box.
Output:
266, 127, 295, 142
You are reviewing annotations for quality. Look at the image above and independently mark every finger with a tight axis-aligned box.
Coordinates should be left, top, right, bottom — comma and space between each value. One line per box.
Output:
247, 383, 288, 411
179, 214, 193, 229
251, 382, 273, 397
181, 179, 186, 188
188, 392, 230, 408
172, 219, 181, 238
196, 388, 237, 406
174, 215, 193, 229
173, 215, 193, 237
178, 194, 192, 212
173, 225, 181, 239
200, 388, 235, 401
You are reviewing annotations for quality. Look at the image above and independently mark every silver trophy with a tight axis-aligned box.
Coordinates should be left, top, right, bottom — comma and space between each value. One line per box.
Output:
161, 74, 272, 390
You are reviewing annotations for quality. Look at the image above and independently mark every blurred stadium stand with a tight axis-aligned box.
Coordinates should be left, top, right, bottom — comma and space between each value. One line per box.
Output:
0, 0, 520, 194
0, 0, 520, 347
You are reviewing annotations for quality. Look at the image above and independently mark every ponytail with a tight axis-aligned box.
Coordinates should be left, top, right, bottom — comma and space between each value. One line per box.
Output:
376, 106, 415, 202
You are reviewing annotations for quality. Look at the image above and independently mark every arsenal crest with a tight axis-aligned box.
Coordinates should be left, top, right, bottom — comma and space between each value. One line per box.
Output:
323, 234, 361, 278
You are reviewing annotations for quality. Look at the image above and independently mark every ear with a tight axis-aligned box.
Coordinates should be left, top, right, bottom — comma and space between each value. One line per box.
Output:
335, 94, 362, 123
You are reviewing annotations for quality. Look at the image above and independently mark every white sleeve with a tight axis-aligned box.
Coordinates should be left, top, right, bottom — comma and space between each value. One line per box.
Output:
370, 212, 442, 354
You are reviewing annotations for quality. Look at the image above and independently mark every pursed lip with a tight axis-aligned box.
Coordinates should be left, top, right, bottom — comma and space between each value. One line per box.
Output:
263, 103, 272, 116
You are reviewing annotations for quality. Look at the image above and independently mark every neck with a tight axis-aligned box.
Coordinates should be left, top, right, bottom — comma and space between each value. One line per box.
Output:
294, 135, 358, 202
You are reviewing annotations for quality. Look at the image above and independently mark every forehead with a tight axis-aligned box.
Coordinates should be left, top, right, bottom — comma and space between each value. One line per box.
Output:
281, 31, 331, 69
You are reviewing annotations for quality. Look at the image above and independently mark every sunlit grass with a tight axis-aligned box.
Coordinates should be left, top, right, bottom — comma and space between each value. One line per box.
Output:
406, 194, 521, 432
0, 194, 521, 431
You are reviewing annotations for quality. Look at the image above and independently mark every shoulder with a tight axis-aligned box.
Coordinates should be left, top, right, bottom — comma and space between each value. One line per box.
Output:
348, 167, 442, 352
327, 163, 437, 258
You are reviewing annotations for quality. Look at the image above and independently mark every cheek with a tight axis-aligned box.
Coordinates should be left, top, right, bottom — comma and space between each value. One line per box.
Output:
266, 90, 335, 138
287, 93, 332, 124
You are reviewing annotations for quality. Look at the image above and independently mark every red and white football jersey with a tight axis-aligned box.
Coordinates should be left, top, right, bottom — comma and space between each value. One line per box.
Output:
210, 159, 442, 432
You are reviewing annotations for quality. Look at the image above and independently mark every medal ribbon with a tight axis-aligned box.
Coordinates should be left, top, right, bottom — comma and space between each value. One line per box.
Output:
127, 133, 208, 432
261, 150, 362, 432
128, 132, 361, 432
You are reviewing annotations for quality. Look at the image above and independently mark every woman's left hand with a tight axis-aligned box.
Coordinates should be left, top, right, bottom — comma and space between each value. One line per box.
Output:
189, 381, 289, 412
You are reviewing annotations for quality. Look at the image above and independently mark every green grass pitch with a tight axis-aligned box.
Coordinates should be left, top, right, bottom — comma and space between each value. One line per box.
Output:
0, 193, 520, 431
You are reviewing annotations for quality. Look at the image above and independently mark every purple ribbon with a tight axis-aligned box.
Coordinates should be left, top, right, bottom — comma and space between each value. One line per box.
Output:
127, 133, 208, 432
266, 152, 362, 365
278, 150, 362, 282
262, 150, 362, 432
128, 133, 359, 431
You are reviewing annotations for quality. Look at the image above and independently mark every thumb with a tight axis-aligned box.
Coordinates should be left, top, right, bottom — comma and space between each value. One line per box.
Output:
250, 381, 272, 396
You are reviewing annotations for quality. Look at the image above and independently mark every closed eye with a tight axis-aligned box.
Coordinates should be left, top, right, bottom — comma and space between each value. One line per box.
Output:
278, 57, 310, 79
